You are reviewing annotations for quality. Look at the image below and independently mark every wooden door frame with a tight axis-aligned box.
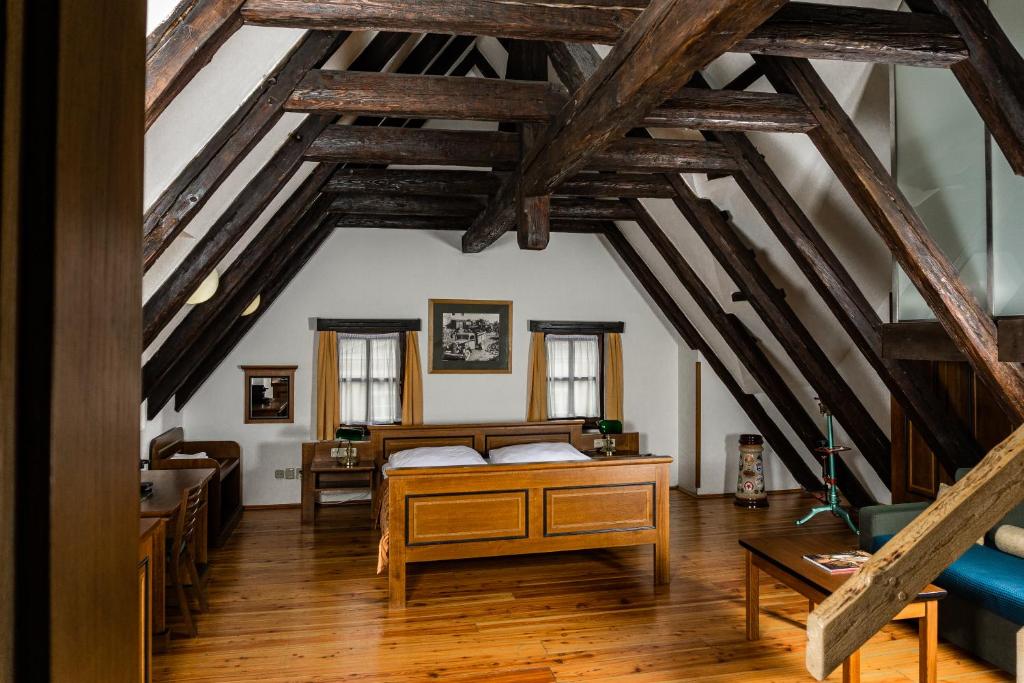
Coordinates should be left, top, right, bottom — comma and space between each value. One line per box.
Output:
2, 1, 144, 680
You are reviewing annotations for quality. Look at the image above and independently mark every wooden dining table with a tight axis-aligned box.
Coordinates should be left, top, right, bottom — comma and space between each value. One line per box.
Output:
140, 468, 215, 638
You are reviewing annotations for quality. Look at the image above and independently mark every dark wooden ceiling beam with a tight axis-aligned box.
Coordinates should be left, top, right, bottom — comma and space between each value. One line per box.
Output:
599, 224, 860, 503
762, 55, 1024, 423
142, 31, 416, 348
881, 319, 1024, 364
287, 69, 566, 122
144, 30, 350, 271
332, 215, 605, 233
328, 194, 635, 220
667, 175, 892, 483
305, 125, 740, 173
286, 69, 816, 132
627, 201, 871, 505
906, 0, 1024, 175
241, 0, 966, 67
146, 0, 246, 130
462, 0, 787, 253
326, 168, 676, 198
143, 111, 335, 348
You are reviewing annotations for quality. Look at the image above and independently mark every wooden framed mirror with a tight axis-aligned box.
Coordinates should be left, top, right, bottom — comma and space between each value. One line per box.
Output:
241, 365, 297, 424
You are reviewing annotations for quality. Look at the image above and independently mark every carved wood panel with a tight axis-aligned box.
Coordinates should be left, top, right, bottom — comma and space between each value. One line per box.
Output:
892, 360, 1012, 501
544, 483, 655, 536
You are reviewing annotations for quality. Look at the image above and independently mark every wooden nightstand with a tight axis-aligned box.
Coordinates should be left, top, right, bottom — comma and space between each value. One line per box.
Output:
301, 442, 376, 525
576, 431, 640, 455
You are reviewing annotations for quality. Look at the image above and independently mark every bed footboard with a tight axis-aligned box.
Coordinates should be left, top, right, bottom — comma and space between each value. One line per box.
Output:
386, 456, 671, 608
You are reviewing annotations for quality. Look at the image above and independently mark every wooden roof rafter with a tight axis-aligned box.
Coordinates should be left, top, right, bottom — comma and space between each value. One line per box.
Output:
142, 30, 416, 348
240, 0, 968, 67
144, 29, 352, 270
146, 0, 247, 130
154, 35, 482, 414
546, 41, 982, 479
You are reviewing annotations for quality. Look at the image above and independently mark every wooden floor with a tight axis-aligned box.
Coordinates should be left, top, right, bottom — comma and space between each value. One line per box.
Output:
155, 491, 1011, 682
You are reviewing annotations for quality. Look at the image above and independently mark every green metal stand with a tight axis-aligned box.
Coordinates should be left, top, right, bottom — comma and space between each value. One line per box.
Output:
796, 402, 859, 535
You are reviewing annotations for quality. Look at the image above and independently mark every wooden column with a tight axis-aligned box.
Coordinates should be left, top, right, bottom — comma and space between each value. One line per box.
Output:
146, 0, 245, 130
505, 40, 554, 250
3, 0, 144, 679
668, 176, 892, 482
461, 0, 787, 252
762, 55, 1024, 423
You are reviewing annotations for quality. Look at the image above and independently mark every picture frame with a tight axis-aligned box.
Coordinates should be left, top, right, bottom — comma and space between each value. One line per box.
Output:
241, 365, 297, 424
428, 299, 513, 374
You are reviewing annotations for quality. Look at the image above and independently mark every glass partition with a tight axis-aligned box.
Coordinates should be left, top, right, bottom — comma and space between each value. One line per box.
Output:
893, 65, 987, 320
991, 0, 1024, 316
893, 0, 1024, 320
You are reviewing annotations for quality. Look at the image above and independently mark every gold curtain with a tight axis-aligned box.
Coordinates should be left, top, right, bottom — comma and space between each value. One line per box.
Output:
604, 332, 624, 421
315, 331, 340, 440
526, 332, 548, 421
401, 331, 424, 425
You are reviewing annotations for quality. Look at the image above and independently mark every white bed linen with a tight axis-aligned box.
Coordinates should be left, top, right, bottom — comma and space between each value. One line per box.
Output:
169, 451, 209, 460
381, 445, 486, 478
487, 441, 590, 464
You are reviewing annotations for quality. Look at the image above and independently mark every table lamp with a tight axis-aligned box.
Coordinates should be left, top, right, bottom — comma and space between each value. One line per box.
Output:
597, 419, 623, 455
334, 426, 367, 468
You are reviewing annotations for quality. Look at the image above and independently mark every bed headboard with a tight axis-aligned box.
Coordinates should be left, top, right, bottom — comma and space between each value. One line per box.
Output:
370, 420, 585, 466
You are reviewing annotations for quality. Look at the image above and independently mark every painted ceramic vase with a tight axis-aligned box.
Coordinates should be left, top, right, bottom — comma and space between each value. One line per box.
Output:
734, 434, 769, 508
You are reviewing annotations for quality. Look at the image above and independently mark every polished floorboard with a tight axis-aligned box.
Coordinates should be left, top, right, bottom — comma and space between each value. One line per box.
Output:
154, 491, 1011, 682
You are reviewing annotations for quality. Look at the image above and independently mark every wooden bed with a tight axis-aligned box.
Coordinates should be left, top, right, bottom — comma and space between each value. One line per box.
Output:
373, 420, 672, 608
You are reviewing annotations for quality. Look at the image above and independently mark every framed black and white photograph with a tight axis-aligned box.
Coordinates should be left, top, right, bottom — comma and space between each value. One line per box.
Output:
428, 299, 512, 374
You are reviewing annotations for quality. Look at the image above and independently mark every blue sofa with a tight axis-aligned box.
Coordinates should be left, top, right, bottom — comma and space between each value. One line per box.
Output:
860, 470, 1024, 676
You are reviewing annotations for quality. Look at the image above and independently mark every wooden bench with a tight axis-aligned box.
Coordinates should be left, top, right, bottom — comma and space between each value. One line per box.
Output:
149, 427, 243, 547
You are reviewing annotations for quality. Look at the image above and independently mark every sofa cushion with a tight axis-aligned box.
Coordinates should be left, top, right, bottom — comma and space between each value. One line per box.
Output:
872, 534, 1024, 626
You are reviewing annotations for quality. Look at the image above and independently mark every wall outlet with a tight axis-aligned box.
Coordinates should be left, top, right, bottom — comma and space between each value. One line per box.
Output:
285, 467, 296, 479
274, 469, 285, 479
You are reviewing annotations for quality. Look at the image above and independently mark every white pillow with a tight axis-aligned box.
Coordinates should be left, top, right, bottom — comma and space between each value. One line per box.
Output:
993, 525, 1024, 559
488, 442, 590, 464
386, 445, 486, 471
169, 451, 209, 460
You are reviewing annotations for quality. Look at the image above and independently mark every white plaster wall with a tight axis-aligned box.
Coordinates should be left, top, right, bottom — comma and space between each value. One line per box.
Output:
177, 229, 683, 505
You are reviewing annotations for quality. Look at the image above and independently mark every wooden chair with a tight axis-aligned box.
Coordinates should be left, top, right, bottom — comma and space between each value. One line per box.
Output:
149, 427, 243, 547
167, 482, 208, 637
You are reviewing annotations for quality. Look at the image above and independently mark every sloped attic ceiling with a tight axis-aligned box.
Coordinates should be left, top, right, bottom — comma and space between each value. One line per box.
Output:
141, 0, 1024, 506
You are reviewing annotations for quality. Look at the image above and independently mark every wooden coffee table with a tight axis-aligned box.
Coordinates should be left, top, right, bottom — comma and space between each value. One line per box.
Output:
740, 533, 945, 683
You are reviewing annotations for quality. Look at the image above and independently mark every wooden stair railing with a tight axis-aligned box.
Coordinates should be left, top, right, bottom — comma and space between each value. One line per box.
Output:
805, 423, 1024, 679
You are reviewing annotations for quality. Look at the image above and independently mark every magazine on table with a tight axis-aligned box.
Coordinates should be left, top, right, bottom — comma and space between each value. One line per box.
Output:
803, 549, 872, 574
